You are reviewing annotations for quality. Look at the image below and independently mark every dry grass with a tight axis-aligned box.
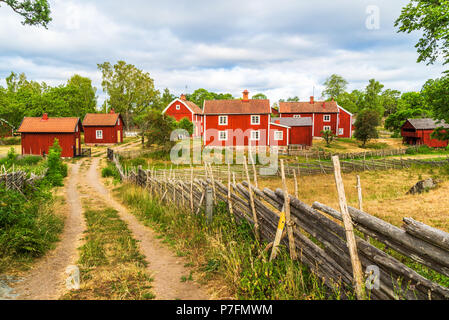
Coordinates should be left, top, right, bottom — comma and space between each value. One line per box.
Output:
258, 167, 449, 232
0, 145, 20, 157
312, 137, 405, 154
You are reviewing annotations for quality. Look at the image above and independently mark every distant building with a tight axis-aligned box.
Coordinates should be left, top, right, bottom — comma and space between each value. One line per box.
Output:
17, 114, 82, 158
83, 109, 124, 145
279, 97, 353, 138
162, 94, 203, 137
0, 118, 14, 138
270, 117, 313, 147
401, 118, 449, 148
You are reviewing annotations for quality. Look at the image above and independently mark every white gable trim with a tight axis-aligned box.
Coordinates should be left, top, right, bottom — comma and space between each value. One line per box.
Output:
162, 98, 196, 115
336, 103, 353, 116
270, 122, 291, 129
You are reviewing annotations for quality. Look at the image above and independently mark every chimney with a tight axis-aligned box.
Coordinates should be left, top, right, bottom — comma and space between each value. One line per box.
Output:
322, 102, 326, 109
180, 94, 186, 101
310, 96, 314, 104
242, 90, 249, 102
42, 113, 48, 121
109, 108, 115, 114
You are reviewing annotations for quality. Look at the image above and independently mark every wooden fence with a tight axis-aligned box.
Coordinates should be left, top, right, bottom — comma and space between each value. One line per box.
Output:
0, 170, 46, 191
294, 146, 421, 160
108, 151, 449, 300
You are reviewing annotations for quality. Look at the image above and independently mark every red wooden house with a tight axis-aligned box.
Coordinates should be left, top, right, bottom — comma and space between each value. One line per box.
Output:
270, 118, 313, 146
401, 118, 449, 148
17, 114, 82, 158
203, 90, 271, 147
0, 118, 14, 138
279, 97, 353, 138
82, 110, 124, 145
162, 94, 203, 137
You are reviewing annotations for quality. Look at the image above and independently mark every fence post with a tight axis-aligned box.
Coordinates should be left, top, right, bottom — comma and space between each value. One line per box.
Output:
332, 156, 366, 300
205, 186, 214, 223
280, 159, 297, 260
243, 156, 260, 242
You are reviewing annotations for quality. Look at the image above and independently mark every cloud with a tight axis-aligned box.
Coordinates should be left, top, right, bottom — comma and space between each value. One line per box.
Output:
0, 0, 446, 106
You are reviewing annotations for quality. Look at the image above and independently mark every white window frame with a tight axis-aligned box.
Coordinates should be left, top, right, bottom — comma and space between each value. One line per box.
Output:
293, 115, 301, 118
218, 115, 228, 126
250, 130, 260, 141
218, 131, 228, 141
338, 128, 344, 136
274, 131, 283, 141
251, 115, 260, 125
96, 130, 103, 139
176, 104, 181, 110
323, 125, 331, 132
117, 118, 120, 125
324, 115, 331, 122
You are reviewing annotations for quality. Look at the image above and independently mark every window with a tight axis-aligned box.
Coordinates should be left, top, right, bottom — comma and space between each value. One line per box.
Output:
324, 115, 331, 122
96, 130, 103, 139
274, 131, 283, 141
250, 130, 260, 141
293, 115, 301, 118
118, 118, 120, 125
218, 131, 228, 141
323, 126, 331, 132
176, 105, 181, 110
251, 115, 260, 125
338, 128, 344, 136
218, 115, 228, 125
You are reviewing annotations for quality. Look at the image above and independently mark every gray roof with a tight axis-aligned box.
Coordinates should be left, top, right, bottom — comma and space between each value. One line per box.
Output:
406, 118, 449, 130
271, 117, 313, 127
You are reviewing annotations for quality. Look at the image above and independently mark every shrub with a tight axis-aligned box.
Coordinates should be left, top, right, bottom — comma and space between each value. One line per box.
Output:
102, 163, 121, 181
45, 139, 68, 186
0, 137, 21, 145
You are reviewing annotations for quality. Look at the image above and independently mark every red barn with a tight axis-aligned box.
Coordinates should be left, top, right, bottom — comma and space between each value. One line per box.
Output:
0, 118, 14, 138
271, 117, 313, 146
203, 90, 271, 147
17, 114, 82, 158
162, 94, 203, 137
279, 97, 353, 138
401, 118, 449, 148
82, 110, 124, 145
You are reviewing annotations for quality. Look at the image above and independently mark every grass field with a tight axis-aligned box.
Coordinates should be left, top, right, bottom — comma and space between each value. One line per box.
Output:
312, 137, 405, 153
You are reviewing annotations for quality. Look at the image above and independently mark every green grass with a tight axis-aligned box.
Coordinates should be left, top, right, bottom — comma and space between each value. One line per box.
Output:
62, 206, 154, 300
116, 184, 349, 300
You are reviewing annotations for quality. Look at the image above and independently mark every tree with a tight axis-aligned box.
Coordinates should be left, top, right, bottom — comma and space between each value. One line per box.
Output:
381, 89, 401, 116
363, 79, 385, 117
144, 111, 178, 152
322, 74, 348, 99
353, 109, 380, 147
66, 75, 97, 116
421, 74, 449, 139
177, 118, 194, 136
186, 88, 233, 107
160, 88, 176, 110
336, 90, 363, 114
321, 130, 336, 147
395, 0, 449, 66
97, 61, 159, 131
0, 0, 51, 27
252, 93, 268, 100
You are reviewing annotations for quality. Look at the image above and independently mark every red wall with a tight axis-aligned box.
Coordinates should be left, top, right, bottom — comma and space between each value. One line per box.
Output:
269, 124, 289, 146
84, 123, 123, 145
164, 101, 203, 136
419, 130, 448, 147
281, 113, 338, 137
337, 107, 352, 138
205, 114, 269, 146
290, 126, 313, 146
21, 132, 81, 158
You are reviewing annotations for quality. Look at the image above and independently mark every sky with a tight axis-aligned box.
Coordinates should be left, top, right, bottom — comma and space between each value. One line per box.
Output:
0, 0, 446, 107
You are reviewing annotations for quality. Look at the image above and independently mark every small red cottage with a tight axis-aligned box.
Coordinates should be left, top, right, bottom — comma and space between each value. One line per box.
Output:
0, 118, 14, 138
17, 114, 82, 158
401, 118, 449, 148
270, 117, 313, 147
162, 94, 203, 137
279, 97, 353, 138
203, 90, 271, 147
82, 110, 124, 145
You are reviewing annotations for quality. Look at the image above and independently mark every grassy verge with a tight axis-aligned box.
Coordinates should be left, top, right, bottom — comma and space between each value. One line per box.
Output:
115, 183, 348, 300
62, 204, 154, 300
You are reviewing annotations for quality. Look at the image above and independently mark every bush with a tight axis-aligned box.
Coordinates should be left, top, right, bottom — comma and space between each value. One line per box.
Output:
0, 137, 21, 145
102, 163, 121, 181
45, 139, 68, 187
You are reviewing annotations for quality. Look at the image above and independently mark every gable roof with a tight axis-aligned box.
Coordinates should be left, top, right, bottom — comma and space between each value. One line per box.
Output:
203, 99, 271, 115
162, 99, 203, 115
405, 118, 449, 130
82, 113, 122, 126
272, 117, 313, 127
279, 100, 339, 114
18, 117, 81, 133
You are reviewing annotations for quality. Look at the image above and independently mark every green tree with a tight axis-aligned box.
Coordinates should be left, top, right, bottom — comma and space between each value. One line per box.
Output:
177, 117, 194, 136
353, 109, 380, 147
145, 111, 178, 152
0, 0, 51, 27
335, 91, 363, 114
320, 130, 336, 147
45, 139, 68, 187
252, 93, 268, 100
395, 0, 449, 66
381, 89, 401, 116
160, 88, 177, 110
322, 74, 348, 99
186, 88, 233, 107
363, 79, 385, 117
97, 61, 159, 131
421, 74, 449, 139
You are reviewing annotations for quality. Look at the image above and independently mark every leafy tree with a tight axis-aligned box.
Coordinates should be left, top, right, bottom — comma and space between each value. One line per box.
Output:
252, 93, 268, 100
177, 117, 194, 136
363, 79, 385, 117
45, 139, 68, 187
186, 88, 233, 107
160, 88, 176, 110
144, 110, 178, 152
321, 130, 336, 147
354, 109, 380, 147
0, 0, 51, 27
395, 0, 449, 66
97, 61, 159, 131
381, 89, 401, 116
322, 74, 348, 99
335, 91, 362, 114
421, 74, 449, 139
385, 108, 431, 134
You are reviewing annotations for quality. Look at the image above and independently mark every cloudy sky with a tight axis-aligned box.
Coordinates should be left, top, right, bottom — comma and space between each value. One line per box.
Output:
0, 0, 446, 106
